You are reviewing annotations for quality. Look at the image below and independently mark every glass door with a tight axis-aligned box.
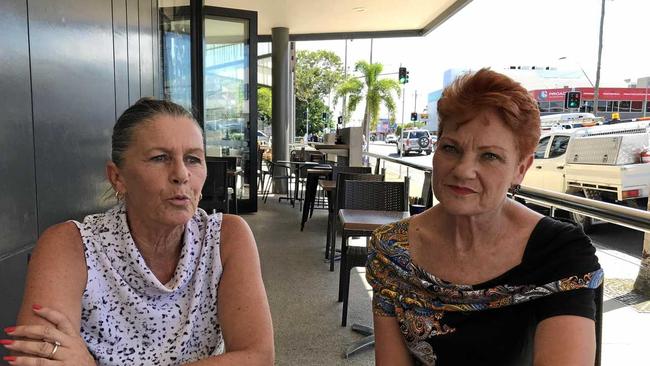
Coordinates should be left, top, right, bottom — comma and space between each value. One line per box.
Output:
160, 3, 258, 212
203, 8, 257, 212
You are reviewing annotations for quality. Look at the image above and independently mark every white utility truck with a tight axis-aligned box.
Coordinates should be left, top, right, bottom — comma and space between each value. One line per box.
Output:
522, 121, 650, 232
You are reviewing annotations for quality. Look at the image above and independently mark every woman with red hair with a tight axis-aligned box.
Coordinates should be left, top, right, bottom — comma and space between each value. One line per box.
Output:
367, 69, 602, 365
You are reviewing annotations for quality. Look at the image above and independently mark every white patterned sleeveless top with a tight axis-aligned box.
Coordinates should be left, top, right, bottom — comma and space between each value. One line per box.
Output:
72, 204, 224, 366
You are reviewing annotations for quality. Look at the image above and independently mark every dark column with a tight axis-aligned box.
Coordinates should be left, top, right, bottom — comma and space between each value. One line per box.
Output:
271, 27, 290, 192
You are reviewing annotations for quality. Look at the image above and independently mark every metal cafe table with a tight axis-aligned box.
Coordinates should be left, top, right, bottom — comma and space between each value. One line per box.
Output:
300, 167, 333, 230
276, 160, 321, 207
337, 208, 410, 358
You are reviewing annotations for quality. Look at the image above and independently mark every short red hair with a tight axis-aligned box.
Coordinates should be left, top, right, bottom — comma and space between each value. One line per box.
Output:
437, 68, 540, 160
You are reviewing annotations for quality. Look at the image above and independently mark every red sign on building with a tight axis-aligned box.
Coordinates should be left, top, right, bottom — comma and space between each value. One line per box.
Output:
532, 87, 650, 102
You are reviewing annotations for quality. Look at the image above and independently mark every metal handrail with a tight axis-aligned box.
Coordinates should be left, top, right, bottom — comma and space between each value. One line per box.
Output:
363, 151, 650, 233
516, 186, 650, 233
365, 151, 432, 172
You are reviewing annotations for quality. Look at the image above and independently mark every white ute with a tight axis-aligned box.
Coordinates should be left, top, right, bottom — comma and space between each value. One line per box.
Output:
522, 121, 650, 232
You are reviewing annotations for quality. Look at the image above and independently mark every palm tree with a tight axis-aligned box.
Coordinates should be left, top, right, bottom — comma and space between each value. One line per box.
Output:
336, 61, 401, 139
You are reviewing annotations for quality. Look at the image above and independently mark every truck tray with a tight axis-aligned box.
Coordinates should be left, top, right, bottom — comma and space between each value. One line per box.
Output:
565, 133, 649, 165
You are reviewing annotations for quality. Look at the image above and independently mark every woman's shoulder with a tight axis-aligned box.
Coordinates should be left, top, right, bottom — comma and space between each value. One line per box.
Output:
528, 216, 593, 253
40, 221, 83, 246
218, 213, 256, 262
31, 221, 87, 282
369, 218, 412, 264
523, 215, 600, 281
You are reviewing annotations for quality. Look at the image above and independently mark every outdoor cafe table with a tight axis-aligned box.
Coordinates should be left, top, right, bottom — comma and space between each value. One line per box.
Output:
277, 160, 321, 206
336, 209, 410, 275
337, 208, 410, 358
300, 167, 332, 231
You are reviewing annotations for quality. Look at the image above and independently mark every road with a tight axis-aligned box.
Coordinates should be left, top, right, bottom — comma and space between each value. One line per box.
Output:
368, 141, 645, 259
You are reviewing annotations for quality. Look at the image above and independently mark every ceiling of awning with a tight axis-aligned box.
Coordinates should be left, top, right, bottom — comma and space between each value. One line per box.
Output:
204, 0, 472, 39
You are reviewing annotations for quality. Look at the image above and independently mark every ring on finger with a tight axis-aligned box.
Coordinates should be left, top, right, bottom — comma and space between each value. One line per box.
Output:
47, 340, 61, 359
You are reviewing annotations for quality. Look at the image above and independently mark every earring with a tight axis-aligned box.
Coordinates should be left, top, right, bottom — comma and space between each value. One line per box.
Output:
508, 184, 521, 196
114, 190, 125, 201
199, 193, 203, 200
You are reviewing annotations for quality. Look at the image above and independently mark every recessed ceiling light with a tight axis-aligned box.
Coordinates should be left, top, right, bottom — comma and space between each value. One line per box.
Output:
353, 7, 366, 12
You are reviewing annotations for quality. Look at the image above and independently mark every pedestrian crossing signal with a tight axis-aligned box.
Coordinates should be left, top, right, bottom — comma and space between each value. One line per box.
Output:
410, 112, 417, 121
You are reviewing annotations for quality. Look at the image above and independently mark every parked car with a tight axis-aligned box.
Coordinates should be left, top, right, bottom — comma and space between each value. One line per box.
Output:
258, 130, 270, 145
397, 129, 433, 155
521, 121, 650, 232
385, 134, 397, 144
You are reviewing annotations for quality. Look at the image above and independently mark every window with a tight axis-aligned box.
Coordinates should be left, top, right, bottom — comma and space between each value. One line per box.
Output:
597, 101, 607, 112
549, 101, 564, 113
548, 135, 570, 158
619, 100, 631, 112
534, 136, 551, 159
538, 101, 550, 113
647, 101, 650, 113
631, 101, 643, 112
410, 131, 429, 138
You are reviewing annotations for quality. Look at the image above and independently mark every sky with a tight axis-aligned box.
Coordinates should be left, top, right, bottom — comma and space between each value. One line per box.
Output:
296, 0, 650, 125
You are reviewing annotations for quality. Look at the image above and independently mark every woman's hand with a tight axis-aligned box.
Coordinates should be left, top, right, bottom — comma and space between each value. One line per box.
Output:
2, 305, 95, 365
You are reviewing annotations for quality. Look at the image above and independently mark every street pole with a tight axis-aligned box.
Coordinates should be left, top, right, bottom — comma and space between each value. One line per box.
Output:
643, 80, 650, 117
342, 39, 348, 127
593, 0, 606, 116
401, 85, 406, 127
414, 90, 418, 119
364, 38, 374, 154
305, 105, 309, 140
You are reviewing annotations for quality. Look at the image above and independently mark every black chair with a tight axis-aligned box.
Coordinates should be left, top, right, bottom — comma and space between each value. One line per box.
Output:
257, 148, 266, 192
207, 156, 239, 213
328, 172, 383, 271
259, 158, 272, 195
330, 166, 372, 183
338, 180, 407, 326
261, 160, 293, 204
300, 166, 371, 232
199, 160, 230, 214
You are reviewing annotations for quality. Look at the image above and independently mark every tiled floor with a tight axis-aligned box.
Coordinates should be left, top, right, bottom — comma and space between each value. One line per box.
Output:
243, 196, 375, 365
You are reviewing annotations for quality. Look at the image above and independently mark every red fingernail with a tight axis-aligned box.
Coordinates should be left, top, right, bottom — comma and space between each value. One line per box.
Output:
0, 339, 14, 345
32, 304, 42, 310
3, 327, 15, 334
3, 356, 16, 361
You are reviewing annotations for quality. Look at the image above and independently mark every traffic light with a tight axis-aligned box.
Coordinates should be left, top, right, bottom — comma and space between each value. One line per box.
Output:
399, 67, 407, 84
565, 91, 581, 109
322, 112, 328, 121
410, 112, 418, 121
405, 70, 410, 83
337, 116, 343, 125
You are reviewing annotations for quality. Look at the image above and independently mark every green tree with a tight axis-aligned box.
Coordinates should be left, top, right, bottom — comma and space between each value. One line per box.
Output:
257, 87, 272, 127
336, 61, 401, 137
296, 98, 331, 137
294, 50, 344, 104
294, 50, 343, 136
